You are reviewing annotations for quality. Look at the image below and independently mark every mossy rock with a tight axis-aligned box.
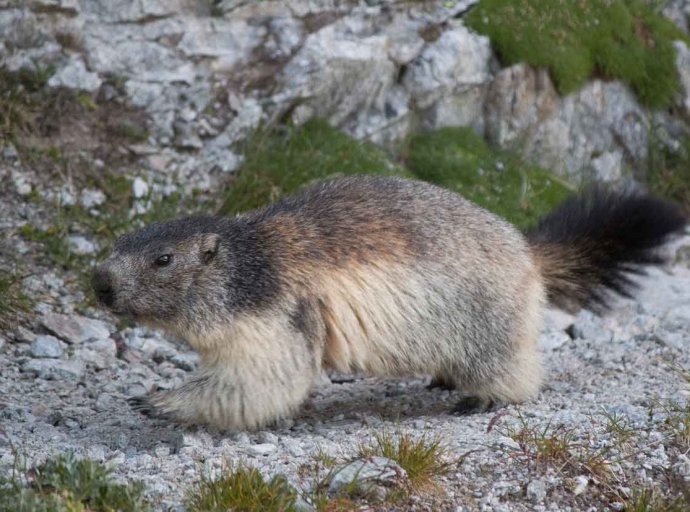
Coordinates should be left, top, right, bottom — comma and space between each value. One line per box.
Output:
218, 119, 413, 215
466, 0, 689, 108
405, 127, 573, 230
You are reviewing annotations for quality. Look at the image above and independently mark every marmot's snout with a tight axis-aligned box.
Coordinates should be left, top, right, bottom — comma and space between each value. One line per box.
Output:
91, 266, 115, 308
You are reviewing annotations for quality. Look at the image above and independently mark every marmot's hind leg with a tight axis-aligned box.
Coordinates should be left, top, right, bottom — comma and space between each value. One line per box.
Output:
453, 396, 504, 415
451, 337, 544, 415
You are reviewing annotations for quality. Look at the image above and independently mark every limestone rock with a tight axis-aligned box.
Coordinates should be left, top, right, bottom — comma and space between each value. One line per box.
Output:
30, 335, 64, 359
404, 22, 492, 110
47, 56, 101, 92
328, 456, 407, 499
42, 313, 111, 344
277, 20, 397, 128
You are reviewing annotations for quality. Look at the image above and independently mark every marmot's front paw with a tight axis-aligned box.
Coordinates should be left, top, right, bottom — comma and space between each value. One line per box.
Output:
127, 395, 170, 420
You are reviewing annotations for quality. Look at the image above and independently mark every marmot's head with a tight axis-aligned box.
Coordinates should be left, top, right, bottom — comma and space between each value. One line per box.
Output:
92, 216, 227, 327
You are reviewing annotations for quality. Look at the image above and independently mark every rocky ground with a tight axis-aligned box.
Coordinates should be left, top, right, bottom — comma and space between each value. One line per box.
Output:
1, 175, 690, 511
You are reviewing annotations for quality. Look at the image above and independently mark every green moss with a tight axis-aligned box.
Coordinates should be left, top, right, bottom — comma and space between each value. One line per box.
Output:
218, 119, 413, 215
405, 127, 572, 229
466, 0, 689, 108
185, 462, 298, 512
0, 452, 150, 512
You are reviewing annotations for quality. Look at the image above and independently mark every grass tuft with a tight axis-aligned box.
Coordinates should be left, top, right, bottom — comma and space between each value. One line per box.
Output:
0, 270, 33, 331
501, 410, 578, 474
0, 63, 54, 142
466, 0, 689, 108
185, 461, 298, 512
623, 484, 689, 512
0, 452, 149, 512
356, 427, 458, 492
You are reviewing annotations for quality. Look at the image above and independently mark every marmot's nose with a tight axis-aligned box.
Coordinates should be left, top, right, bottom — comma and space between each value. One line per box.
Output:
91, 268, 115, 307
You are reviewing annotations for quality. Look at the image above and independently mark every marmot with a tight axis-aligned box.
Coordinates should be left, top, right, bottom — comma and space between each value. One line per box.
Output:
91, 175, 687, 430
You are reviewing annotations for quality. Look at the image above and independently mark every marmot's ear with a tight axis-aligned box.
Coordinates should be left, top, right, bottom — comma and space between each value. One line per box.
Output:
200, 233, 220, 264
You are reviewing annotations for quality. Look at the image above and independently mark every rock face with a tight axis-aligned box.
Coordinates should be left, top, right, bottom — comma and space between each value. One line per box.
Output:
1, 0, 689, 185
484, 64, 649, 183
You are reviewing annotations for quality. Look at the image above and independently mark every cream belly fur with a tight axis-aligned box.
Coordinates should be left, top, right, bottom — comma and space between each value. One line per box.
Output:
315, 258, 545, 404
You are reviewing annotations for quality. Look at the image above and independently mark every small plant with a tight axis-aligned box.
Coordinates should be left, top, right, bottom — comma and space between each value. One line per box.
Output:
0, 451, 150, 512
497, 408, 644, 486
623, 484, 689, 512
660, 402, 690, 449
601, 408, 637, 446
313, 446, 338, 469
0, 270, 33, 331
76, 92, 98, 111
648, 135, 690, 211
501, 410, 577, 473
185, 461, 298, 512
108, 119, 149, 142
356, 427, 458, 492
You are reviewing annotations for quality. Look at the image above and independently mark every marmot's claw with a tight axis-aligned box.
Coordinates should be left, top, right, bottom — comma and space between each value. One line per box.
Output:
453, 396, 504, 416
427, 376, 457, 391
128, 396, 161, 418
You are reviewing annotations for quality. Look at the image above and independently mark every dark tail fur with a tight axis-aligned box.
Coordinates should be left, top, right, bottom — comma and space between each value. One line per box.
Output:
526, 186, 688, 313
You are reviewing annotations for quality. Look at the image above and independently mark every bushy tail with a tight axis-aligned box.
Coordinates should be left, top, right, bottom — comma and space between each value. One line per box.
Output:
526, 186, 688, 313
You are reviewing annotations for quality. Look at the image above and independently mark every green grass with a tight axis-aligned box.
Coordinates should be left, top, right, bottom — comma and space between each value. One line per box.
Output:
0, 452, 149, 512
405, 127, 573, 229
185, 462, 298, 512
218, 119, 413, 216
355, 428, 458, 492
466, 0, 689, 108
219, 122, 572, 230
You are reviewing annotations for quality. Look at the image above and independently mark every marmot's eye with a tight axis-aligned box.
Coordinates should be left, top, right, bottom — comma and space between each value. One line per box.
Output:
155, 254, 172, 267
